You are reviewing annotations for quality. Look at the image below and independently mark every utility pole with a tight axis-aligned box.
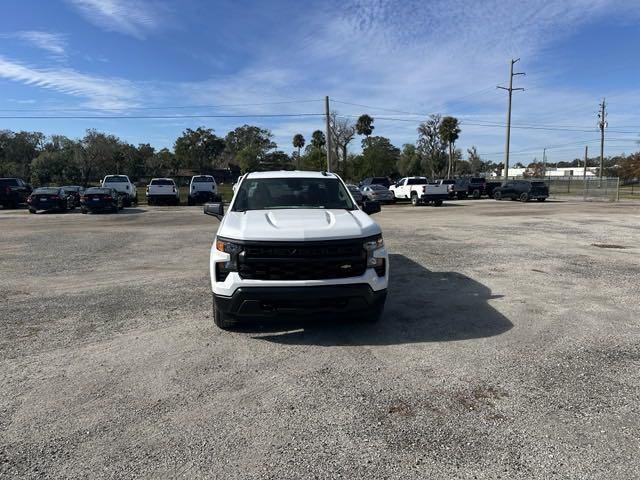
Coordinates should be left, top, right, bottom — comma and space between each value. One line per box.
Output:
498, 58, 525, 180
542, 148, 546, 178
598, 98, 606, 186
325, 95, 332, 173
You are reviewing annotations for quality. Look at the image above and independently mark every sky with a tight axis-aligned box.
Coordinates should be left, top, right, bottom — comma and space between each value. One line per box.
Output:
1, 0, 640, 165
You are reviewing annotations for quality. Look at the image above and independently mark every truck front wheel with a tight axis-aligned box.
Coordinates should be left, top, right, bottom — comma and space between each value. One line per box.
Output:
411, 194, 420, 206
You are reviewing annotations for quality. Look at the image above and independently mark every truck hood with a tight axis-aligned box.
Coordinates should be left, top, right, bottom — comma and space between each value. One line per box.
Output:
218, 209, 381, 242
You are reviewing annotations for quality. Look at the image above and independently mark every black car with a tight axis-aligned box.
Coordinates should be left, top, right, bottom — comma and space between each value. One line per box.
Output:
62, 185, 85, 207
28, 187, 75, 213
0, 177, 32, 208
439, 178, 468, 199
80, 187, 123, 213
346, 184, 364, 205
493, 180, 549, 202
359, 176, 392, 189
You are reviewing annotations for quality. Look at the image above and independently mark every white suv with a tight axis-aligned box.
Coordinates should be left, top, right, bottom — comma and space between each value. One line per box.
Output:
204, 171, 388, 329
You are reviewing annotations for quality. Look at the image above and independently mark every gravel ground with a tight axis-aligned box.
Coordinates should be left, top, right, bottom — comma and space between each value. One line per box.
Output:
1, 200, 639, 479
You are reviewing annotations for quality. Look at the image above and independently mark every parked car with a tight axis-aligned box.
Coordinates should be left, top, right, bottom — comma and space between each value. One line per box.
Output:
493, 180, 549, 202
0, 177, 32, 208
188, 175, 220, 205
27, 187, 75, 213
485, 181, 502, 198
101, 175, 138, 206
147, 178, 180, 205
80, 187, 123, 213
361, 184, 395, 203
203, 170, 387, 329
346, 184, 364, 206
62, 185, 85, 207
359, 176, 392, 189
467, 177, 487, 199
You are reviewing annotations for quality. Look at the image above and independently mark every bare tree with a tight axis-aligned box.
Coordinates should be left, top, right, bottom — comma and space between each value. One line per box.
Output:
329, 112, 356, 177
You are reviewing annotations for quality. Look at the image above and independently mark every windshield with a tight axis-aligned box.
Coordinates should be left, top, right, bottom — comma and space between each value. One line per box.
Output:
0, 178, 20, 186
369, 184, 388, 191
150, 179, 175, 185
34, 188, 59, 194
104, 176, 128, 183
233, 177, 356, 211
192, 176, 214, 183
407, 178, 426, 185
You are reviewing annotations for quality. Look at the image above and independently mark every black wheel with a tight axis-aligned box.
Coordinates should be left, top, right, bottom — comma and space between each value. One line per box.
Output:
29, 208, 36, 214
537, 198, 546, 202
411, 194, 420, 206
433, 199, 443, 207
213, 297, 236, 330
472, 189, 481, 199
493, 191, 502, 200
519, 192, 529, 202
81, 208, 87, 214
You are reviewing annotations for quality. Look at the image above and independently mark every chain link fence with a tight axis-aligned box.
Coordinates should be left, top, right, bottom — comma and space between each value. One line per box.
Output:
493, 176, 621, 201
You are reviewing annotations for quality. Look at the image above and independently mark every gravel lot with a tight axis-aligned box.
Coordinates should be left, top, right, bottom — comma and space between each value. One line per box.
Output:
1, 199, 639, 479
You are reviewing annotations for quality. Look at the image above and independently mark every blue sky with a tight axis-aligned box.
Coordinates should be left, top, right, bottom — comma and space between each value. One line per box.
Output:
1, 0, 640, 164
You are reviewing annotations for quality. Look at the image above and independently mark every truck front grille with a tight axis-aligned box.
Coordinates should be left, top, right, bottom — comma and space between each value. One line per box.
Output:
238, 240, 367, 280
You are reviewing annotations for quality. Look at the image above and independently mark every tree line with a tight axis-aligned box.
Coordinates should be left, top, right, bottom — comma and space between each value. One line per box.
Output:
1, 113, 638, 186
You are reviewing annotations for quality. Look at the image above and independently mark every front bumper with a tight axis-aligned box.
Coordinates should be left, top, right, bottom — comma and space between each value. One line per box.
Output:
214, 284, 387, 317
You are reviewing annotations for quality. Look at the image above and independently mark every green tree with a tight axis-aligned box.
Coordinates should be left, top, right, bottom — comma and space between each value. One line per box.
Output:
236, 146, 262, 173
0, 130, 45, 178
355, 114, 374, 143
174, 127, 225, 173
438, 116, 460, 179
397, 144, 422, 176
311, 130, 326, 149
361, 136, 400, 177
300, 144, 326, 171
146, 148, 173, 177
224, 125, 276, 167
467, 146, 482, 174
618, 153, 640, 180
76, 129, 120, 185
261, 150, 292, 171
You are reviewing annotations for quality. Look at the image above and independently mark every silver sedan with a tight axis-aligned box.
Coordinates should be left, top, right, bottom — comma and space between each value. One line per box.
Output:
360, 184, 395, 203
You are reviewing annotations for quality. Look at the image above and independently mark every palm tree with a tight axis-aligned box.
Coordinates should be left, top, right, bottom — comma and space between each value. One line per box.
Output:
438, 116, 460, 178
356, 114, 375, 144
292, 133, 305, 168
311, 130, 326, 149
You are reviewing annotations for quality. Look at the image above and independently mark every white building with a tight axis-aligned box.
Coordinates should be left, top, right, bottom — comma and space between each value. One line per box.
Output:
492, 166, 598, 177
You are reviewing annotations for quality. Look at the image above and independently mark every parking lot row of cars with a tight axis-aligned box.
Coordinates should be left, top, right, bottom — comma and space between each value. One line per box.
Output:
356, 176, 550, 203
0, 174, 223, 213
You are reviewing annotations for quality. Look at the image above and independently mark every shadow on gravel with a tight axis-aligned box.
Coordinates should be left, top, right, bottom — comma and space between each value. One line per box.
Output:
248, 254, 512, 346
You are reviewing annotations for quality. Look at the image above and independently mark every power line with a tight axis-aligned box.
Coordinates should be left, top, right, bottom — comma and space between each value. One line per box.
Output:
0, 99, 324, 113
0, 113, 325, 120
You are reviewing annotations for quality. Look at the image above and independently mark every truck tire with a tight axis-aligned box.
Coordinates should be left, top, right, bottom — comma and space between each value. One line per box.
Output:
493, 191, 502, 200
472, 189, 481, 199
433, 199, 443, 207
213, 297, 236, 330
411, 194, 420, 206
519, 192, 529, 202
29, 208, 36, 214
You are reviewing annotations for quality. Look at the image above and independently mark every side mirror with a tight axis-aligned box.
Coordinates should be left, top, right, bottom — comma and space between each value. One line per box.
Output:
362, 200, 381, 215
204, 202, 224, 220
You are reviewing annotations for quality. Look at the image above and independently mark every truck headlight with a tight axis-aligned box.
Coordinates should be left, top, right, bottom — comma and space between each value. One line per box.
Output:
216, 238, 243, 254
363, 234, 386, 276
215, 238, 243, 281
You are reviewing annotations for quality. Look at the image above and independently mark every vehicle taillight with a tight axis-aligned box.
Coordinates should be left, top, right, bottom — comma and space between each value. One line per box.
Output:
50, 195, 59, 200
422, 186, 426, 193
80, 196, 87, 201
27, 196, 32, 203
105, 196, 112, 200
173, 187, 176, 192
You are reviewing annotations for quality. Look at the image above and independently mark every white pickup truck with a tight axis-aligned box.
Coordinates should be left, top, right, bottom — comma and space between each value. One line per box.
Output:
203, 170, 388, 329
101, 175, 137, 206
146, 178, 180, 205
389, 176, 449, 206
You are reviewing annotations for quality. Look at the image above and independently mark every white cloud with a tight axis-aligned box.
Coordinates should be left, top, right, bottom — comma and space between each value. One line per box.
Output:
67, 0, 162, 38
15, 31, 67, 57
0, 55, 139, 109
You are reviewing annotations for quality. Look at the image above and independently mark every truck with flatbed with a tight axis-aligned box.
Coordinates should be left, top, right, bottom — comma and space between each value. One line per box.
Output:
389, 176, 449, 206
